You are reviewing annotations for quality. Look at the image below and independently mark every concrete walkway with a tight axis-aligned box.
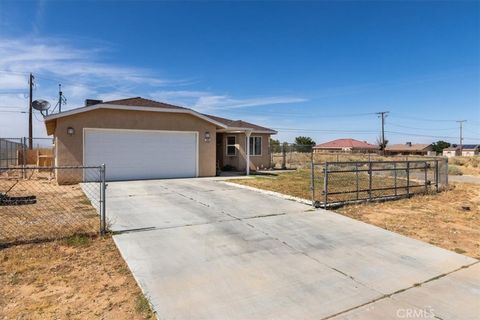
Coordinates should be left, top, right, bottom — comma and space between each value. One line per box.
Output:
106, 178, 478, 320
449, 175, 480, 185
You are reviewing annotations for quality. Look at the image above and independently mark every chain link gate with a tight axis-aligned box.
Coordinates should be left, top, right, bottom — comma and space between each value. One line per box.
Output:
311, 159, 448, 208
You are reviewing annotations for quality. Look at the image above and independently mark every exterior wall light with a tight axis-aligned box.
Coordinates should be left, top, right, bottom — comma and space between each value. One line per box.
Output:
67, 127, 75, 136
204, 131, 211, 142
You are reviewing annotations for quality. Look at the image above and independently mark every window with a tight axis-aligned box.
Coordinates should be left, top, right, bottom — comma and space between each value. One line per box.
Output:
249, 136, 262, 156
226, 136, 236, 156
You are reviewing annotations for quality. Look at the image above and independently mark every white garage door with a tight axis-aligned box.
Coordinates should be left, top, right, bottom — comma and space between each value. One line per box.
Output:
84, 129, 198, 181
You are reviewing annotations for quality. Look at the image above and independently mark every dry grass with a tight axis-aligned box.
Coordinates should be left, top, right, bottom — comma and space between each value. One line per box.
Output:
230, 171, 479, 259
449, 156, 480, 176
338, 183, 480, 259
0, 235, 155, 319
233, 168, 424, 203
271, 152, 431, 169
0, 177, 99, 245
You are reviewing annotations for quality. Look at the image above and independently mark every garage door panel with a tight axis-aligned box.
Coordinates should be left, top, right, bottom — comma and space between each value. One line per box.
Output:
84, 129, 197, 181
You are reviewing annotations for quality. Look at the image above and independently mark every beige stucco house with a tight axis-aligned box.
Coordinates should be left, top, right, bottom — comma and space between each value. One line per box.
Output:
443, 146, 461, 158
44, 97, 276, 182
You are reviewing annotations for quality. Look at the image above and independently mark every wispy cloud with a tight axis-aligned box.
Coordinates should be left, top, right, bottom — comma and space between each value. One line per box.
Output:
0, 36, 307, 137
150, 90, 307, 111
0, 38, 179, 89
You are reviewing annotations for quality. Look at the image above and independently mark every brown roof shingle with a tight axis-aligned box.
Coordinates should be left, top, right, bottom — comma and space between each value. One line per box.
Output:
203, 114, 276, 132
385, 143, 432, 151
104, 97, 188, 110
314, 138, 377, 149
103, 97, 276, 133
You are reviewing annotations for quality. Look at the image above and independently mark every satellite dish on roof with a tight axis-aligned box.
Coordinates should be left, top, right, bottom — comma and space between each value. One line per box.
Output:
32, 99, 50, 111
32, 99, 51, 116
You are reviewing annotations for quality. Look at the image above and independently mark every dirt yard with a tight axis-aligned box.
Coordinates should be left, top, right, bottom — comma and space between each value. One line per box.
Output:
448, 156, 480, 176
0, 171, 100, 245
231, 172, 480, 259
337, 183, 480, 259
0, 235, 154, 319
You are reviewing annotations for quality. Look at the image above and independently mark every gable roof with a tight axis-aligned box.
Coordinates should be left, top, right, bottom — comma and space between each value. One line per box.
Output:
104, 97, 188, 110
385, 143, 432, 151
313, 138, 377, 149
204, 114, 277, 133
44, 97, 276, 134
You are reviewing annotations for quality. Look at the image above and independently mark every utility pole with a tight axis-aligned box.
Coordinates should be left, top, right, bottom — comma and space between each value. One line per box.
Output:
28, 73, 34, 150
456, 120, 466, 154
376, 111, 389, 154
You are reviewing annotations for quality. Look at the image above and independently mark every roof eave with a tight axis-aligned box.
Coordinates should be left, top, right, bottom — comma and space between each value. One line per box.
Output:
43, 103, 228, 129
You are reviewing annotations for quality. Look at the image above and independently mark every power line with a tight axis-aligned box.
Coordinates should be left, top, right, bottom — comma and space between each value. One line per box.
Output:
0, 110, 27, 113
390, 113, 464, 123
388, 123, 458, 131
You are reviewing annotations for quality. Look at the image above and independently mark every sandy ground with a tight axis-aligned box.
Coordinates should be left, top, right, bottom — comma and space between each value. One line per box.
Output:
0, 236, 154, 320
337, 183, 480, 259
1, 175, 99, 245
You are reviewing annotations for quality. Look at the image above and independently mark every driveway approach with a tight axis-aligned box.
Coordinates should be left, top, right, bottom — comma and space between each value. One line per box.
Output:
107, 179, 479, 320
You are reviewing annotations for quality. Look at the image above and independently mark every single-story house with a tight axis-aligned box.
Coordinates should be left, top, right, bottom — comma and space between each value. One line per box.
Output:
385, 142, 434, 156
44, 97, 276, 182
461, 144, 480, 157
443, 146, 461, 158
313, 138, 378, 153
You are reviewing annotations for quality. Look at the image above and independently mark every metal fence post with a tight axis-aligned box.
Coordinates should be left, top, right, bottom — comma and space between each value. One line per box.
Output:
434, 160, 439, 192
445, 159, 449, 186
100, 164, 107, 235
368, 161, 372, 201
355, 162, 359, 200
310, 151, 315, 207
394, 162, 398, 196
406, 161, 410, 197
424, 161, 428, 193
323, 162, 328, 209
22, 137, 27, 179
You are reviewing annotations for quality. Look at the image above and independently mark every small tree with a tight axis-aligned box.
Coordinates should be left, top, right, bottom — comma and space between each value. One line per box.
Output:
294, 136, 316, 153
270, 138, 281, 153
432, 140, 451, 154
376, 136, 389, 151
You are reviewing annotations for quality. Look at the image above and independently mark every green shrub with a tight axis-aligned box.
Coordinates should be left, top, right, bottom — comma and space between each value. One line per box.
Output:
448, 165, 463, 176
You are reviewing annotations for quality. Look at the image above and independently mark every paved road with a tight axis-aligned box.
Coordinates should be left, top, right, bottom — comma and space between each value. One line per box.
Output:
107, 178, 479, 320
449, 175, 480, 185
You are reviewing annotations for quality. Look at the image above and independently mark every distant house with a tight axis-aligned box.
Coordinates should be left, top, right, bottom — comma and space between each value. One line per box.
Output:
443, 144, 479, 157
443, 146, 461, 158
461, 144, 480, 157
313, 138, 378, 153
385, 142, 434, 156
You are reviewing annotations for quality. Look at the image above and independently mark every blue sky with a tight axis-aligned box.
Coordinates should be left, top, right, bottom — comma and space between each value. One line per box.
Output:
0, 0, 478, 144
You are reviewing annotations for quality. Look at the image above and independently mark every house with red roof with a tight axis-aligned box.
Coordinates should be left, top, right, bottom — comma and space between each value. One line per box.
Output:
313, 138, 378, 153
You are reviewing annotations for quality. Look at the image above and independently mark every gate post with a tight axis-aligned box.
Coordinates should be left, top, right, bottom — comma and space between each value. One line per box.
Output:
310, 151, 315, 207
355, 162, 359, 200
323, 162, 328, 209
435, 159, 439, 192
406, 161, 410, 197
424, 161, 428, 193
368, 161, 372, 201
100, 164, 107, 235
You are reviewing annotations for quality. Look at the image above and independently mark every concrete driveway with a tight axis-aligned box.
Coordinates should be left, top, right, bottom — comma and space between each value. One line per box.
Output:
107, 178, 479, 320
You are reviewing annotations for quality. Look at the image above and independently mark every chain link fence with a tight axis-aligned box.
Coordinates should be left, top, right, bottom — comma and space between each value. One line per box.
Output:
270, 143, 442, 170
0, 165, 106, 246
0, 137, 54, 168
310, 159, 448, 208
